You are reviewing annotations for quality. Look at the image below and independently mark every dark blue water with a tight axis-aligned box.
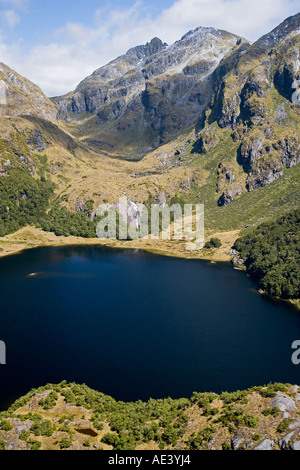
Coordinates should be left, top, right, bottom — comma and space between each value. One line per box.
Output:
0, 246, 299, 410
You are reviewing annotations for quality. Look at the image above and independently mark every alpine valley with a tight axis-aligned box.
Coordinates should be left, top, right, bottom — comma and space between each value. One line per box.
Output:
0, 13, 299, 451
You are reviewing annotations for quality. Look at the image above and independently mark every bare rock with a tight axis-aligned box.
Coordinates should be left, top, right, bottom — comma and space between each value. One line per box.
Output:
279, 432, 294, 449
231, 435, 244, 450
254, 439, 274, 450
290, 441, 300, 450
271, 394, 297, 412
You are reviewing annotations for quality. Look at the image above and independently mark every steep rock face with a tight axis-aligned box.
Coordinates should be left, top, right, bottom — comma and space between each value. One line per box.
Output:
53, 30, 247, 156
193, 13, 300, 204
54, 37, 167, 118
208, 14, 300, 130
237, 131, 300, 191
0, 63, 57, 121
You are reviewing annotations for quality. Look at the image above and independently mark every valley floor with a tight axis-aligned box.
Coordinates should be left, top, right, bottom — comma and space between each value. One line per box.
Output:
0, 226, 241, 262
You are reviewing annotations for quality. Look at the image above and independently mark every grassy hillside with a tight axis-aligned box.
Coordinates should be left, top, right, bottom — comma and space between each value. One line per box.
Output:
1, 382, 300, 451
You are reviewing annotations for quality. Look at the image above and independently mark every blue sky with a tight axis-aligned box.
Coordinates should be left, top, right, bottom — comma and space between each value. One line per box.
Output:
0, 0, 299, 96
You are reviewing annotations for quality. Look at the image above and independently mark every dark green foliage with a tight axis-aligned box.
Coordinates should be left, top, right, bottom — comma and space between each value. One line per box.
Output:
38, 391, 58, 410
0, 420, 13, 431
0, 146, 100, 239
222, 441, 231, 450
215, 406, 258, 429
0, 168, 54, 237
234, 210, 300, 299
101, 432, 136, 450
59, 437, 72, 449
41, 205, 100, 238
0, 439, 6, 450
205, 237, 222, 249
262, 407, 279, 416
101, 433, 118, 447
30, 418, 55, 437
187, 427, 215, 450
258, 383, 288, 398
161, 426, 181, 445
277, 418, 293, 433
220, 390, 249, 404
191, 392, 218, 407
28, 440, 41, 450
7, 389, 38, 413
19, 430, 30, 441
243, 415, 259, 428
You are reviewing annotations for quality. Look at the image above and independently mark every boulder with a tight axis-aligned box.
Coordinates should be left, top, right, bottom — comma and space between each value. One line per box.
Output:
290, 441, 300, 450
271, 394, 297, 412
254, 439, 274, 450
231, 435, 244, 450
279, 432, 294, 449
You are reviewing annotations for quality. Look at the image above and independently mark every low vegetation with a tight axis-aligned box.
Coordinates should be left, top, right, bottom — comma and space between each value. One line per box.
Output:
0, 381, 299, 451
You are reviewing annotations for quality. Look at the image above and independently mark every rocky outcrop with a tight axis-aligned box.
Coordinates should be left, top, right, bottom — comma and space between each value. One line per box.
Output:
238, 132, 300, 191
271, 394, 297, 412
254, 439, 275, 450
216, 162, 244, 206
206, 14, 300, 131
218, 187, 243, 206
290, 441, 300, 450
231, 435, 244, 450
192, 126, 220, 154
279, 432, 294, 449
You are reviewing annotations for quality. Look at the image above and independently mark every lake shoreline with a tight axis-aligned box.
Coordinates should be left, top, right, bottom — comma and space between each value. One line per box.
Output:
1, 226, 299, 311
0, 226, 240, 263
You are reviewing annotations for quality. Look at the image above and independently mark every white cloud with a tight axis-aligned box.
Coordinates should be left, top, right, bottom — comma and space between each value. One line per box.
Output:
0, 0, 28, 8
0, 0, 298, 96
0, 9, 20, 27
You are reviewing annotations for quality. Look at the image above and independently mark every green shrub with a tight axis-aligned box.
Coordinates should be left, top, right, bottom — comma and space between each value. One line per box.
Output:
30, 419, 55, 437
262, 407, 279, 416
187, 428, 215, 450
243, 415, 259, 428
222, 441, 231, 450
28, 440, 41, 450
277, 419, 293, 433
0, 420, 13, 431
19, 430, 30, 441
59, 438, 72, 449
205, 237, 222, 249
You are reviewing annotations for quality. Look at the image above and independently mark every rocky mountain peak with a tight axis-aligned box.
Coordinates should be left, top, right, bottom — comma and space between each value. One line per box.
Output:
52, 25, 247, 156
126, 37, 168, 61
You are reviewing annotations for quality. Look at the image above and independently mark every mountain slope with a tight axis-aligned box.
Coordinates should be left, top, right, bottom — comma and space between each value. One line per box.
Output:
52, 29, 248, 157
190, 13, 300, 207
0, 62, 57, 120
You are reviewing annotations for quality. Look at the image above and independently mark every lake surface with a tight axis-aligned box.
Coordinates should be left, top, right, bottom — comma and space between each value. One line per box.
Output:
0, 246, 299, 410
